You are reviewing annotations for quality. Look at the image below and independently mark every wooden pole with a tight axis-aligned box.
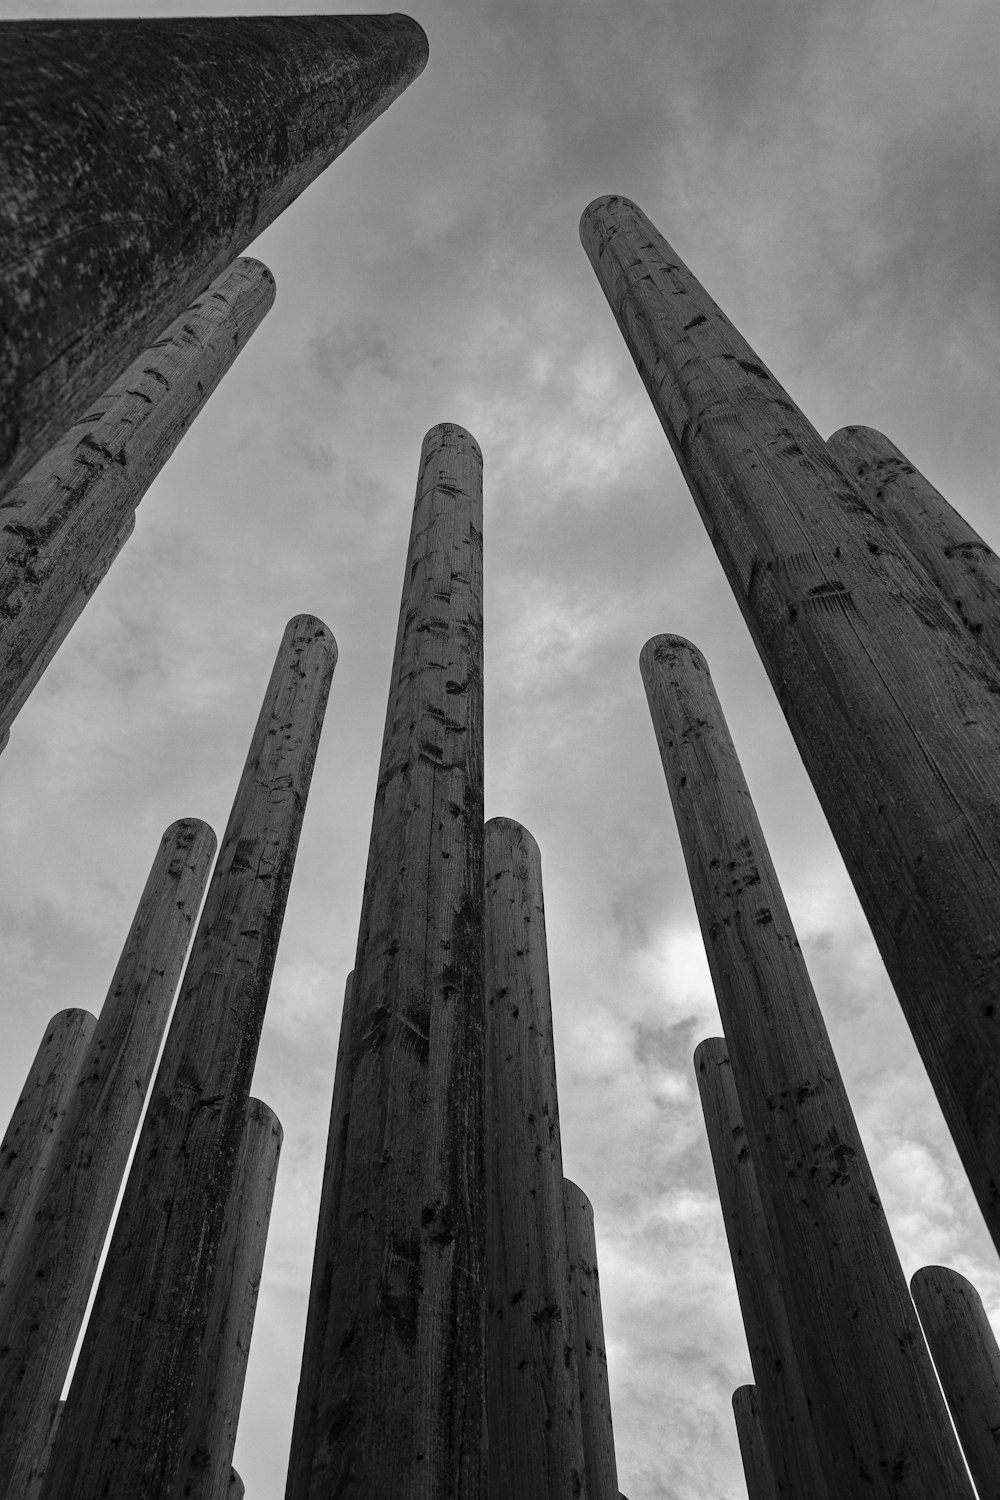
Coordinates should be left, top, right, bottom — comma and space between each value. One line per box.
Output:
733, 1386, 779, 1500
0, 256, 274, 745
286, 424, 485, 1500
911, 1265, 1000, 1499
285, 972, 358, 1497
483, 817, 586, 1500
640, 634, 971, 1497
0, 14, 428, 491
39, 614, 336, 1500
564, 1179, 620, 1500
581, 194, 1000, 1260
826, 425, 1000, 664
695, 1038, 828, 1500
0, 817, 216, 1499
178, 1096, 282, 1500
230, 1473, 245, 1499
0, 1009, 96, 1291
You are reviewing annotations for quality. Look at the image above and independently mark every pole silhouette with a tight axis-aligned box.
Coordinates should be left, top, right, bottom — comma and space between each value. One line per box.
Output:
0, 1009, 96, 1290
564, 1179, 620, 1500
733, 1386, 779, 1500
287, 424, 485, 1499
0, 819, 216, 1500
695, 1039, 828, 1500
483, 817, 587, 1499
641, 633, 971, 1497
581, 193, 1000, 1260
911, 1265, 1000, 1499
0, 256, 273, 744
40, 616, 335, 1499
827, 424, 1000, 665
1, 13, 428, 490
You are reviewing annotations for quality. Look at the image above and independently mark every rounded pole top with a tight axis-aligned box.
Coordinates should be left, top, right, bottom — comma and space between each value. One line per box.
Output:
693, 1036, 728, 1072
639, 633, 708, 682
421, 421, 483, 462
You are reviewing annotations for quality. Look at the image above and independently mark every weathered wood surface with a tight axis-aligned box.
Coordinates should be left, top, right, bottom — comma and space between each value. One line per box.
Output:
695, 1039, 828, 1500
640, 634, 971, 1498
0, 818, 216, 1500
40, 616, 336, 1500
581, 194, 1000, 1260
733, 1386, 779, 1500
0, 1008, 96, 1290
827, 425, 1000, 666
484, 817, 586, 1500
0, 256, 274, 744
0, 14, 428, 491
286, 425, 485, 1500
285, 973, 358, 1497
179, 1097, 282, 1500
564, 1179, 620, 1500
911, 1264, 1000, 1499
230, 1472, 245, 1499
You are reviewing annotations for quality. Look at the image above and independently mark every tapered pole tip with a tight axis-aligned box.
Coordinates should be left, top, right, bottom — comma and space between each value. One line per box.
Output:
421, 422, 483, 462
484, 815, 540, 861
161, 818, 218, 859
283, 614, 338, 665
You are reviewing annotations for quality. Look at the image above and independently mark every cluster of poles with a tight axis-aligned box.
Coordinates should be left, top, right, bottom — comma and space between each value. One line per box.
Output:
0, 15, 624, 1500
581, 194, 1000, 1497
6, 11, 1000, 1500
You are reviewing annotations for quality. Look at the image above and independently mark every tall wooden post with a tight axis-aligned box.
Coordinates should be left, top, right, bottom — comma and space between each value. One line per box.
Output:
285, 971, 358, 1496
0, 14, 428, 491
286, 424, 485, 1500
695, 1039, 828, 1500
564, 1179, 620, 1500
826, 425, 1000, 663
911, 1265, 1000, 1499
0, 818, 216, 1499
640, 634, 972, 1497
230, 1473, 245, 1499
581, 194, 1000, 1260
179, 1097, 283, 1499
0, 256, 274, 744
0, 1009, 96, 1289
483, 817, 586, 1500
733, 1386, 779, 1500
39, 615, 336, 1500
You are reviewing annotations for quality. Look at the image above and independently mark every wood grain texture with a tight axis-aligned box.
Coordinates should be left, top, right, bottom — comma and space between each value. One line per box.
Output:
733, 1386, 779, 1500
229, 1473, 244, 1499
0, 818, 216, 1500
911, 1265, 1000, 1499
285, 973, 358, 1498
483, 817, 586, 1500
0, 1009, 96, 1291
39, 615, 336, 1500
0, 257, 274, 744
827, 425, 1000, 666
0, 14, 428, 491
287, 425, 485, 1500
581, 193, 1000, 1263
695, 1040, 828, 1500
178, 1097, 282, 1500
641, 635, 971, 1498
564, 1180, 619, 1500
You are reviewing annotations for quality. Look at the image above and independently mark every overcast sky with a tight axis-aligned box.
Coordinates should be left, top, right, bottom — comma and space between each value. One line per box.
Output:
3, 0, 1000, 1495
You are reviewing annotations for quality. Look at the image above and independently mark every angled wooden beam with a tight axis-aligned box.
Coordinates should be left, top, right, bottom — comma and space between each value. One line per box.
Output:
732, 1386, 779, 1500
178, 1097, 282, 1499
0, 256, 273, 745
0, 14, 428, 490
286, 424, 485, 1499
564, 1179, 620, 1500
827, 425, 1000, 665
0, 1009, 96, 1291
581, 193, 1000, 1261
695, 1039, 828, 1500
483, 817, 586, 1499
640, 634, 971, 1497
911, 1265, 1000, 1499
39, 615, 335, 1500
0, 818, 215, 1499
